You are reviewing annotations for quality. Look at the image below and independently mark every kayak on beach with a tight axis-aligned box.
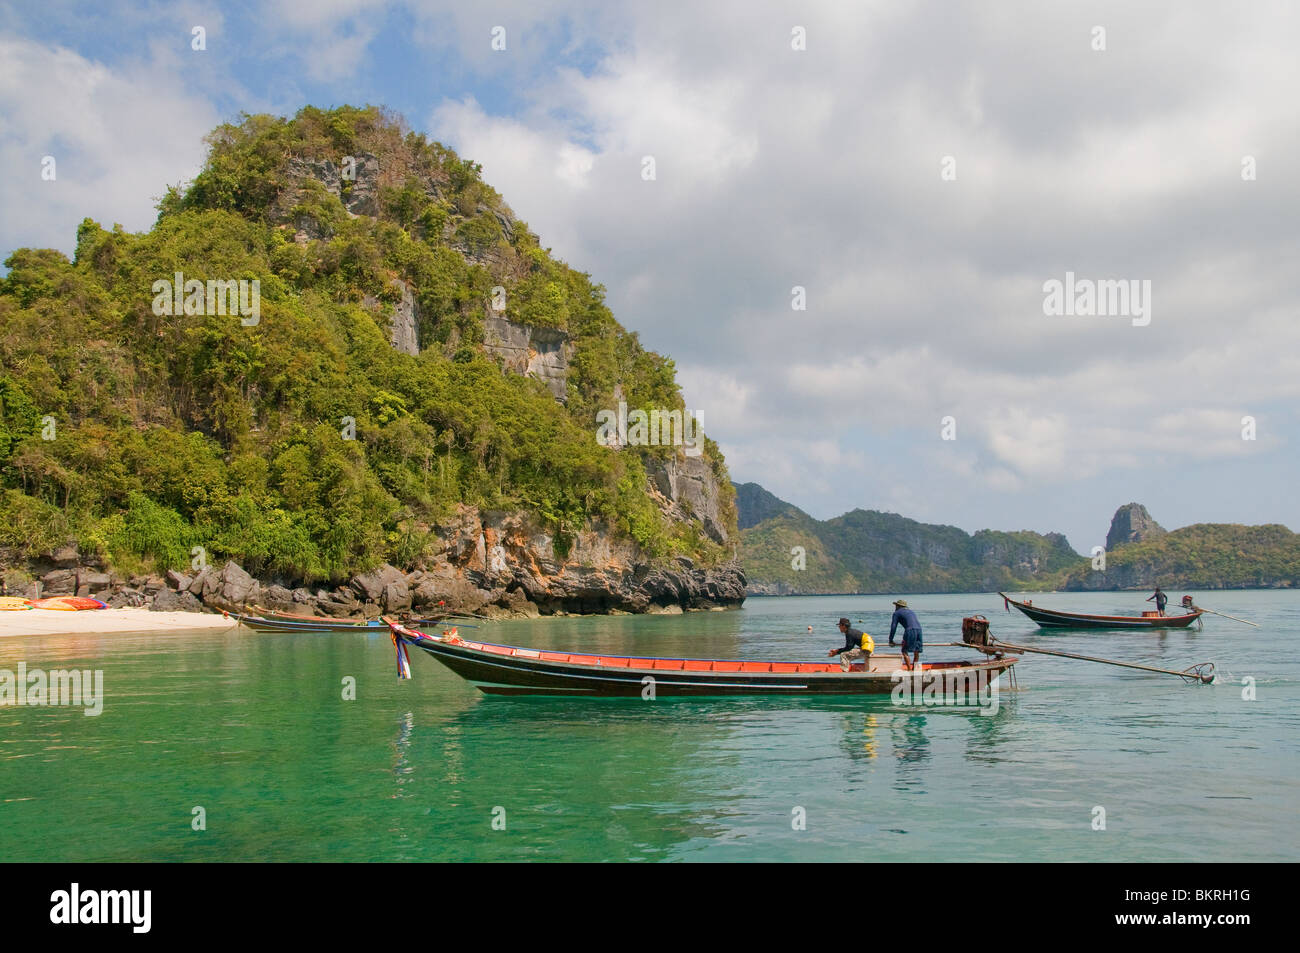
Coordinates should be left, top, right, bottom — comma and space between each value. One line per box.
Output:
0, 597, 35, 610
28, 597, 110, 611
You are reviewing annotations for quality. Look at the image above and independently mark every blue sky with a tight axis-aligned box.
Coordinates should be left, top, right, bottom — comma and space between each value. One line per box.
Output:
3, 1, 1298, 553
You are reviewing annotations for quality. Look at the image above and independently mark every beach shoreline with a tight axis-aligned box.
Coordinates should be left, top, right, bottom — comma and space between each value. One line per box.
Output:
0, 607, 239, 638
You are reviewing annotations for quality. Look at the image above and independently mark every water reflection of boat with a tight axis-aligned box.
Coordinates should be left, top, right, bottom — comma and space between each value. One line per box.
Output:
386, 620, 1017, 697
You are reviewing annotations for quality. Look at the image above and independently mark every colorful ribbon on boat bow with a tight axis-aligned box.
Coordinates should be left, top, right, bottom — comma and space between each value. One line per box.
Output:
392, 629, 412, 680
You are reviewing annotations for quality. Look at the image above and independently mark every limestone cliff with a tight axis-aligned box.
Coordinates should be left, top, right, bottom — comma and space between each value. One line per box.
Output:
482, 313, 573, 401
1105, 503, 1167, 551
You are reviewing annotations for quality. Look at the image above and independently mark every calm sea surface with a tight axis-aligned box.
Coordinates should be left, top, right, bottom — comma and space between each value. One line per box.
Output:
2, 592, 1297, 862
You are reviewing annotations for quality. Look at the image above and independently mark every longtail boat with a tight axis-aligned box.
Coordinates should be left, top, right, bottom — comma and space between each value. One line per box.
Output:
384, 619, 1018, 697
231, 611, 444, 634
998, 593, 1204, 630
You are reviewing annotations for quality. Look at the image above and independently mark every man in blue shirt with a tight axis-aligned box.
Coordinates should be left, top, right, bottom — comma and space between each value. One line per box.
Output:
889, 599, 923, 670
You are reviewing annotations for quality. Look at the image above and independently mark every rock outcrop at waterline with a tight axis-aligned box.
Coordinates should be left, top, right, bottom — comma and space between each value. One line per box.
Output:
7, 505, 746, 618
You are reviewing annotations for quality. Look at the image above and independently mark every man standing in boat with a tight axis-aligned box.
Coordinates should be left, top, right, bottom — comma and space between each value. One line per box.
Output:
1147, 586, 1168, 616
827, 617, 874, 671
889, 599, 923, 670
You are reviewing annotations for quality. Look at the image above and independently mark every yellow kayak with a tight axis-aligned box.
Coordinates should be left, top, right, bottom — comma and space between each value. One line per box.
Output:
0, 597, 35, 610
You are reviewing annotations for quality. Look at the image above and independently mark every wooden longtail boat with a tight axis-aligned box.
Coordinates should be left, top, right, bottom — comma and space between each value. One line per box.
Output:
232, 612, 442, 634
385, 620, 1018, 697
998, 593, 1204, 630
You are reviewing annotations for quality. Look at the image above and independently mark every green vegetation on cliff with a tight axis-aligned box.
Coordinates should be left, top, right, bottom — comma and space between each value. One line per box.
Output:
0, 106, 735, 582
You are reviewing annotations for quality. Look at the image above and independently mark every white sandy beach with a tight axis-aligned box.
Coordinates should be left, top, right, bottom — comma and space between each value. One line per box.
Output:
0, 607, 239, 638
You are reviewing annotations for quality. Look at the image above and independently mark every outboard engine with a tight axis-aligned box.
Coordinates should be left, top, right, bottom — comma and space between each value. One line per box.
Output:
962, 615, 991, 646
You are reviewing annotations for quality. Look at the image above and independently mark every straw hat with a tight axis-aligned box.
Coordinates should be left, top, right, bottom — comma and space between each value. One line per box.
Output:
893, 599, 908, 608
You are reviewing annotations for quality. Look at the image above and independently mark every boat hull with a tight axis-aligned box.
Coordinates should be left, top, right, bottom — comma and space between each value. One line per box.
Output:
401, 633, 1016, 698
235, 612, 443, 633
1000, 594, 1203, 630
235, 614, 390, 633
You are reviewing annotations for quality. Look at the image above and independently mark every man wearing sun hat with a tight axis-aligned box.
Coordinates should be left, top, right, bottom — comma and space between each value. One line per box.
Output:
889, 599, 923, 670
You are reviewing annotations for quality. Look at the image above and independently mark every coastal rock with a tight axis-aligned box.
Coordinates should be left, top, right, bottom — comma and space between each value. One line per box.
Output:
195, 561, 260, 611
1106, 503, 1166, 551
315, 587, 363, 618
152, 589, 205, 613
166, 569, 193, 592
75, 572, 113, 596
350, 564, 405, 603
382, 579, 412, 612
51, 544, 80, 569
260, 584, 296, 611
107, 588, 147, 608
40, 569, 76, 595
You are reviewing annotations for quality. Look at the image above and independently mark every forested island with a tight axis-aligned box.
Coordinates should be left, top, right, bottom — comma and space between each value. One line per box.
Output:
0, 106, 742, 617
737, 490, 1300, 594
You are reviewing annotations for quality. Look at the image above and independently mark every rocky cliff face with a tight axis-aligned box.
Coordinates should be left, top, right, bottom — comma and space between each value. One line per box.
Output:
421, 505, 743, 614
11, 503, 745, 617
1106, 503, 1166, 551
362, 278, 420, 356
282, 152, 383, 226
646, 455, 728, 544
482, 313, 573, 401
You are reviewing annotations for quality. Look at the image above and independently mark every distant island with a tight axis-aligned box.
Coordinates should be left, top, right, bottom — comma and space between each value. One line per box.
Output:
736, 487, 1300, 594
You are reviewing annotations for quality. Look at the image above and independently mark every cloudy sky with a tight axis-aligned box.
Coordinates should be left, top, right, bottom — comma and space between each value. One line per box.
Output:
3, 0, 1297, 552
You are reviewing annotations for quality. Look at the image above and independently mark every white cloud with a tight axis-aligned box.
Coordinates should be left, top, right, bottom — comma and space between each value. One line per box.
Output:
0, 36, 219, 257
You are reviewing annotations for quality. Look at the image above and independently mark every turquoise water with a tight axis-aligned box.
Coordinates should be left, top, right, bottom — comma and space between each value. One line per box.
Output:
2, 592, 1297, 861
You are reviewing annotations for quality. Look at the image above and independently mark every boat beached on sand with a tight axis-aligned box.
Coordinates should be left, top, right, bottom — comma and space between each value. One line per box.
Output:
383, 618, 1018, 697
998, 592, 1204, 630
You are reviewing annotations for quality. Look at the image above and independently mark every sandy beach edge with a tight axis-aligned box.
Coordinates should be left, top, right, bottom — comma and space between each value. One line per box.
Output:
0, 607, 240, 638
